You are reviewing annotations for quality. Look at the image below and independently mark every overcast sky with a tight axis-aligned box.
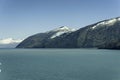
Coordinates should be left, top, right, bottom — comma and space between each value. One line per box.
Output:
0, 0, 120, 39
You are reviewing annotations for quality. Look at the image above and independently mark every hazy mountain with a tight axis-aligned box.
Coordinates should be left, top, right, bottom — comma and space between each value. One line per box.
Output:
16, 17, 120, 49
0, 38, 23, 48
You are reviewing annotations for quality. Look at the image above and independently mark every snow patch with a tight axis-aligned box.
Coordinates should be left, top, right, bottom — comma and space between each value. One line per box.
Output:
118, 17, 120, 21
106, 19, 117, 25
50, 26, 76, 39
51, 31, 68, 39
92, 18, 117, 29
51, 26, 72, 32
92, 22, 105, 29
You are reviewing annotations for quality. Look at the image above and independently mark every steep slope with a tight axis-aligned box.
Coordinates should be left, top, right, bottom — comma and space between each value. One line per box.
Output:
16, 26, 76, 48
77, 17, 120, 48
17, 17, 120, 49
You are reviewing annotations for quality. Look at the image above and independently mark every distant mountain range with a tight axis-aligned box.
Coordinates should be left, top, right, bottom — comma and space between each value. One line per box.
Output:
0, 38, 23, 48
16, 17, 120, 49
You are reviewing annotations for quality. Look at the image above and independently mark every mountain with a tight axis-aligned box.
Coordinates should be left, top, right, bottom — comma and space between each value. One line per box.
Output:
16, 17, 120, 49
0, 38, 23, 48
16, 26, 76, 48
77, 17, 120, 49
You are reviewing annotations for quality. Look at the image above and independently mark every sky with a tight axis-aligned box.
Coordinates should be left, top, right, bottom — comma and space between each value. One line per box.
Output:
0, 0, 120, 39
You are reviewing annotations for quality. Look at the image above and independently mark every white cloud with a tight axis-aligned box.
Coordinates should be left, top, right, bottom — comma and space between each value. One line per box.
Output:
0, 38, 23, 44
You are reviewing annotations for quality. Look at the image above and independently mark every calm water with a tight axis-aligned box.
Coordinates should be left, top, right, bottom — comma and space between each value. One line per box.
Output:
0, 49, 120, 80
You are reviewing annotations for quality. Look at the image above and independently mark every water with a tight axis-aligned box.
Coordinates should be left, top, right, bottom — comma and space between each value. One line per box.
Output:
0, 49, 120, 80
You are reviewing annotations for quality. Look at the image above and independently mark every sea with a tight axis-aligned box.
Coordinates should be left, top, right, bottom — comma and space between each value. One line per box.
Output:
0, 49, 120, 80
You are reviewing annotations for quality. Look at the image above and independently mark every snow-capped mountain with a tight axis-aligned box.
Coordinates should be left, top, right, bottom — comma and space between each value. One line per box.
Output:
16, 26, 76, 48
49, 26, 76, 39
0, 38, 23, 48
17, 17, 120, 49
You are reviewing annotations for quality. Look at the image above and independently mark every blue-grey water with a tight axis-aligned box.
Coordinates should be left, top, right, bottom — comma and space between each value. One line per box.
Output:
0, 49, 120, 80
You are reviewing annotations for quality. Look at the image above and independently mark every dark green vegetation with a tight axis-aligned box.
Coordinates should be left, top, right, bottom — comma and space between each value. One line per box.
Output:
17, 17, 120, 49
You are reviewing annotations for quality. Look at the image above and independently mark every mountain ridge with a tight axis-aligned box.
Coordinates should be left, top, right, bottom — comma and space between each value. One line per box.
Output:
16, 17, 120, 49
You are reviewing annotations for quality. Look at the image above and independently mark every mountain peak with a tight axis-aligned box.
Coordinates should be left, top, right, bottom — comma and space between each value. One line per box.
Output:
51, 26, 72, 32
59, 26, 70, 30
50, 26, 76, 39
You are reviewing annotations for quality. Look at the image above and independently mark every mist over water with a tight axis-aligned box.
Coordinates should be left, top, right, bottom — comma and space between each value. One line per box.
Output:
0, 49, 120, 80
